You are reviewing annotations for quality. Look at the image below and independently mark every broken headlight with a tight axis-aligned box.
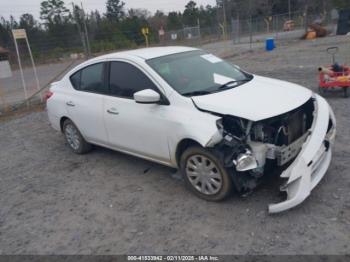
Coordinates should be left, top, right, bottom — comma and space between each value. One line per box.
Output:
234, 151, 258, 172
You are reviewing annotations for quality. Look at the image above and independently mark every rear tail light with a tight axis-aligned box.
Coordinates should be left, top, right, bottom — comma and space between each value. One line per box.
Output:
45, 91, 53, 101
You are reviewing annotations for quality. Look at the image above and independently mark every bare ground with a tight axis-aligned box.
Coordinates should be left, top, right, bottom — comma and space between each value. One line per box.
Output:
0, 35, 349, 255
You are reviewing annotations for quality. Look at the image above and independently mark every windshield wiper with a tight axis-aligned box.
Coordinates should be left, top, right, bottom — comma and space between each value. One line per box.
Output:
182, 90, 212, 97
217, 79, 251, 90
182, 78, 252, 97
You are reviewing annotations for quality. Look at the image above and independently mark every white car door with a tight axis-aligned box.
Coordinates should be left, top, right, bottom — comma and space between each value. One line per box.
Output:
103, 61, 171, 162
65, 62, 109, 144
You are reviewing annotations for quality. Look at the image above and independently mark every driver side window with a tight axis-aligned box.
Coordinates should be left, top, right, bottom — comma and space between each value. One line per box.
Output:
109, 61, 158, 99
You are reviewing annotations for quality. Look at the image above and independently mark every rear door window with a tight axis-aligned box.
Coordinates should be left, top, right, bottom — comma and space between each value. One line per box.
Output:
70, 71, 81, 89
70, 63, 108, 94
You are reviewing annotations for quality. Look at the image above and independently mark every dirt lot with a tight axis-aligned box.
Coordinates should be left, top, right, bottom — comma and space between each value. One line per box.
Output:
0, 35, 349, 255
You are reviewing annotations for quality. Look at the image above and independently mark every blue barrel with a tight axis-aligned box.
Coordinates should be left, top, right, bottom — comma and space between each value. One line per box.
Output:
265, 38, 275, 51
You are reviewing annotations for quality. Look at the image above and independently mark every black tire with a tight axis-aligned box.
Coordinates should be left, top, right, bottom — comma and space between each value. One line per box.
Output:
63, 119, 92, 154
180, 146, 233, 201
343, 87, 348, 98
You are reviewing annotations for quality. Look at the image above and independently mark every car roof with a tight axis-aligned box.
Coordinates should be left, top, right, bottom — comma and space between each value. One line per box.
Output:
92, 46, 199, 61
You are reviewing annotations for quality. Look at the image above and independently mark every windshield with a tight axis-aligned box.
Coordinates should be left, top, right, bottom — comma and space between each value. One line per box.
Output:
146, 50, 253, 96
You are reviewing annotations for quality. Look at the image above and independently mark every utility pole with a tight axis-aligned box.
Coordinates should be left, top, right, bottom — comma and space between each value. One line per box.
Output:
197, 18, 201, 45
72, 2, 87, 57
222, 0, 227, 40
248, 0, 252, 51
288, 0, 291, 20
80, 1, 91, 57
304, 0, 309, 33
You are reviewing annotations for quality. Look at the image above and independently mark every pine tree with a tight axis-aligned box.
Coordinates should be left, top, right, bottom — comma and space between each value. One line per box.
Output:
105, 0, 125, 22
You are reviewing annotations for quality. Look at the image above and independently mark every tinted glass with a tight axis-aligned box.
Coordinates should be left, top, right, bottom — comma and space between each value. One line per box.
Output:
70, 71, 81, 89
146, 50, 252, 96
79, 63, 107, 94
109, 62, 157, 98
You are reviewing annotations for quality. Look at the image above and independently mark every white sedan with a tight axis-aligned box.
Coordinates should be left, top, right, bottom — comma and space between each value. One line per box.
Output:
47, 46, 336, 213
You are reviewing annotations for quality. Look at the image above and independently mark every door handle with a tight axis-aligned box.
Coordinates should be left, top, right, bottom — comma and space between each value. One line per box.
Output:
107, 108, 119, 115
66, 101, 75, 107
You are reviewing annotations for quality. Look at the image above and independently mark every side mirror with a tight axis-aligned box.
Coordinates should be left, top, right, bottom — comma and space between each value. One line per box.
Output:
134, 89, 161, 104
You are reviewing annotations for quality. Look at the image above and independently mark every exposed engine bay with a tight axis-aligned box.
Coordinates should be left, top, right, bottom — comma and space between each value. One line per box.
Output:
213, 98, 315, 193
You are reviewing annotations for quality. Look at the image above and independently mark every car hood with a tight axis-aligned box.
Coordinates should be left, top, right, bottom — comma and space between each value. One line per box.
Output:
192, 75, 312, 121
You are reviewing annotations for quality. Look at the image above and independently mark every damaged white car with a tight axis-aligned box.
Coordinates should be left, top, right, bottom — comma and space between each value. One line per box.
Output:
47, 46, 336, 213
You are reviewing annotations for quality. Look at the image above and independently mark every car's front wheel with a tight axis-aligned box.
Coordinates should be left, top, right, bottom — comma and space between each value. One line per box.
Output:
180, 146, 233, 201
63, 119, 92, 154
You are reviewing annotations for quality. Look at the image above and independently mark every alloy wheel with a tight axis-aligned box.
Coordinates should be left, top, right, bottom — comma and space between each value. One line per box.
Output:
65, 124, 80, 150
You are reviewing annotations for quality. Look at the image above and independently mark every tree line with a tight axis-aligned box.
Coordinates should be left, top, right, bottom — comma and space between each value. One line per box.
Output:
0, 0, 348, 61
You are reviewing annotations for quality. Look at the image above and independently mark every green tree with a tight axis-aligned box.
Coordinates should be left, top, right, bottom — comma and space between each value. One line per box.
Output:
87, 10, 102, 39
40, 0, 69, 25
183, 1, 199, 26
93, 19, 134, 51
128, 8, 151, 19
39, 0, 77, 57
198, 5, 217, 28
167, 12, 182, 30
121, 12, 149, 45
0, 17, 15, 47
106, 0, 125, 22
19, 14, 37, 30
19, 13, 45, 41
148, 10, 167, 31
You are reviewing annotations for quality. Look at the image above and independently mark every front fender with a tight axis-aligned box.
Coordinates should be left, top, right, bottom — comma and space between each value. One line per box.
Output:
167, 111, 222, 167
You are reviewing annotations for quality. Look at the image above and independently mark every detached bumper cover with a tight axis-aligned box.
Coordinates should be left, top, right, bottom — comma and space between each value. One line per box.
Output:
268, 95, 336, 213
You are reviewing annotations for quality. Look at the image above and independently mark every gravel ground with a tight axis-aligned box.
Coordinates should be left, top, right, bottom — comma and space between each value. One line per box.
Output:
0, 35, 349, 255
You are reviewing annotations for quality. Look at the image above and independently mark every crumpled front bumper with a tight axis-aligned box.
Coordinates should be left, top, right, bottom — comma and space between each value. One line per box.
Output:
268, 95, 336, 214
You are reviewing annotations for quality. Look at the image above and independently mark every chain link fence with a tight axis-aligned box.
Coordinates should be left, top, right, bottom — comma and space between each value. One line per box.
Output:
0, 10, 336, 114
231, 11, 334, 44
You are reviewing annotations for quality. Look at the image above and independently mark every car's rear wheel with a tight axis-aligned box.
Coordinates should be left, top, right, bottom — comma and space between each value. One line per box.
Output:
180, 146, 232, 201
63, 119, 92, 154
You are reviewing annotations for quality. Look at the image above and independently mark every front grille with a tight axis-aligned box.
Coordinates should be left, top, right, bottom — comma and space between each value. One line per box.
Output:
285, 105, 313, 144
251, 98, 315, 146
286, 110, 305, 143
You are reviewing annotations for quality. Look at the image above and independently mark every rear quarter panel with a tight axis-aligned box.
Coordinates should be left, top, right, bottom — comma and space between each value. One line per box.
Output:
47, 79, 70, 131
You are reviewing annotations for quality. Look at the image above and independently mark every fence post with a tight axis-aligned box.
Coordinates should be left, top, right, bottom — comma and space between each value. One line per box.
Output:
249, 16, 253, 51
275, 15, 279, 40
81, 1, 91, 57
197, 18, 201, 46
72, 3, 88, 57
25, 36, 42, 102
237, 15, 240, 44
12, 32, 29, 107
304, 4, 309, 33
231, 19, 235, 44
